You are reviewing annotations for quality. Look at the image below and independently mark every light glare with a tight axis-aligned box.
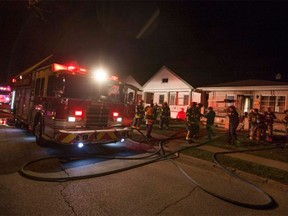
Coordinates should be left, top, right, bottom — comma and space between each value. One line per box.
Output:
68, 117, 76, 122
78, 142, 84, 148
93, 68, 108, 82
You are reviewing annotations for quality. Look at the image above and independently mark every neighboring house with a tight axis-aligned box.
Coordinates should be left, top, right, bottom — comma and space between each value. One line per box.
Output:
197, 79, 288, 128
123, 75, 143, 103
142, 65, 203, 118
124, 75, 142, 91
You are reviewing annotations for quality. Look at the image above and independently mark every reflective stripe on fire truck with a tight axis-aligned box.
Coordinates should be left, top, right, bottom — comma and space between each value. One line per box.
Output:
55, 128, 131, 144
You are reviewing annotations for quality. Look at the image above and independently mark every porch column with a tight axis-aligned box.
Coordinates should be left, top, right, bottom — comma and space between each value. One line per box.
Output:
190, 90, 193, 103
176, 91, 178, 105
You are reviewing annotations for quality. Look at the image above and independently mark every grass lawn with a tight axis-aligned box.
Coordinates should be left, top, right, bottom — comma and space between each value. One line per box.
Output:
181, 147, 288, 185
143, 120, 288, 184
149, 120, 288, 163
209, 129, 288, 163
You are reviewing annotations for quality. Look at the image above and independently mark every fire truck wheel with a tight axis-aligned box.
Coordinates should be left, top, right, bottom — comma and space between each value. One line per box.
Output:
35, 118, 46, 146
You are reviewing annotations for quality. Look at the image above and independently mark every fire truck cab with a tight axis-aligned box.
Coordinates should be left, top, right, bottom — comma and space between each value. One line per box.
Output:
12, 62, 138, 147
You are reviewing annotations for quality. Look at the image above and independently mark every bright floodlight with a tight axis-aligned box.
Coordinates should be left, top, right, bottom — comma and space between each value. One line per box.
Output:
93, 68, 108, 82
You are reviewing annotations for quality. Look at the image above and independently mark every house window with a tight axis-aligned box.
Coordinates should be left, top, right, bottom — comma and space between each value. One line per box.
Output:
170, 94, 176, 105
159, 95, 164, 104
277, 96, 286, 113
177, 95, 189, 105
261, 96, 285, 113
162, 78, 168, 83
226, 95, 234, 106
184, 95, 189, 105
145, 92, 154, 104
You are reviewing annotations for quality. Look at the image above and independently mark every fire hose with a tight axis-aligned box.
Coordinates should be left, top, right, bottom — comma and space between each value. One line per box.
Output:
18, 128, 284, 210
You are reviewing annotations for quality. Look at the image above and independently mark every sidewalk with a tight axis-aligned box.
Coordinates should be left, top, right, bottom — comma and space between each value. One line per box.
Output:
199, 144, 288, 172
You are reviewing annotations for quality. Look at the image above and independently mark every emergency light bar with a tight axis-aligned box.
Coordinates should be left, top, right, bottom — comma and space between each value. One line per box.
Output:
67, 66, 76, 70
0, 86, 11, 91
52, 63, 87, 74
111, 76, 119, 81
52, 63, 67, 71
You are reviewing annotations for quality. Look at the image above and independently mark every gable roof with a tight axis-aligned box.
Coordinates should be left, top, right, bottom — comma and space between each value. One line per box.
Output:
142, 65, 194, 89
198, 79, 288, 91
123, 75, 142, 90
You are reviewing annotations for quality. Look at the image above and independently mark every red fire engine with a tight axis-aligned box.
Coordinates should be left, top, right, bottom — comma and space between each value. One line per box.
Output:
11, 59, 138, 147
0, 85, 12, 125
0, 85, 12, 105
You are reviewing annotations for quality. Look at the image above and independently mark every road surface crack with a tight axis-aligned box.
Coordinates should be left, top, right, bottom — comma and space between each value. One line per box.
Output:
60, 183, 77, 216
60, 163, 70, 177
155, 186, 198, 215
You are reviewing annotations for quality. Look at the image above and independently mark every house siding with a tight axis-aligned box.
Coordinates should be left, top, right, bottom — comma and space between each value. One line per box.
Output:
142, 66, 202, 118
205, 88, 288, 128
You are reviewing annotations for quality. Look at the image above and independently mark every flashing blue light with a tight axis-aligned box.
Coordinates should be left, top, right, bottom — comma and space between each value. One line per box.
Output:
78, 142, 84, 148
120, 138, 125, 143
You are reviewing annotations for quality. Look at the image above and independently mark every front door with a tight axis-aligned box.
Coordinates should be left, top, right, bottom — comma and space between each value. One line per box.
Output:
145, 92, 154, 104
237, 95, 253, 115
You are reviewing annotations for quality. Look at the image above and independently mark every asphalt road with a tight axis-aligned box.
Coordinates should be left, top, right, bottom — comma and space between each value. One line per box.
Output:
0, 125, 288, 216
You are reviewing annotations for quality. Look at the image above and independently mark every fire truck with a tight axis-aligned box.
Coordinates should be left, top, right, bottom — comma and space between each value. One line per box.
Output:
11, 58, 138, 147
0, 85, 12, 105
0, 85, 13, 125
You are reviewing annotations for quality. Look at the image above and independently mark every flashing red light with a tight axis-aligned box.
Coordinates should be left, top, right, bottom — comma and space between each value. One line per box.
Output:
52, 63, 87, 74
0, 86, 11, 91
12, 78, 16, 83
113, 112, 119, 117
75, 110, 83, 116
68, 66, 76, 71
111, 76, 119, 81
52, 63, 67, 71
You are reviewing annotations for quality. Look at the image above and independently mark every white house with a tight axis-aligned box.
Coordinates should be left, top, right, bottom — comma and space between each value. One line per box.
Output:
123, 75, 143, 102
124, 75, 142, 91
142, 65, 203, 118
197, 79, 288, 128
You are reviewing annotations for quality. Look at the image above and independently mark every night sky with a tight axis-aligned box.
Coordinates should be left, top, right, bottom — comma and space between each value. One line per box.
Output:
1, 1, 288, 87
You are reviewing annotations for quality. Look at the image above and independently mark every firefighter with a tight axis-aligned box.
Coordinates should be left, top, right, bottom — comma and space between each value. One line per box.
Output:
228, 105, 239, 145
132, 100, 145, 129
186, 102, 201, 143
145, 103, 156, 138
282, 110, 288, 142
249, 108, 264, 141
204, 106, 216, 140
159, 102, 171, 130
264, 107, 276, 141
153, 103, 160, 120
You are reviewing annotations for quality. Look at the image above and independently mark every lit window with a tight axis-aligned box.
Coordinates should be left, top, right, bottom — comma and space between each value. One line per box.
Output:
226, 95, 234, 106
261, 96, 285, 113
